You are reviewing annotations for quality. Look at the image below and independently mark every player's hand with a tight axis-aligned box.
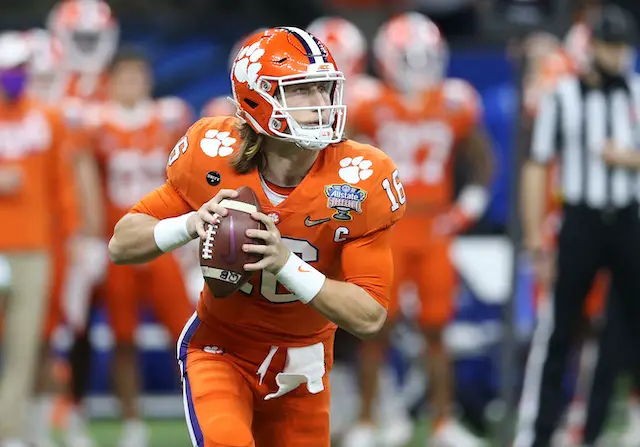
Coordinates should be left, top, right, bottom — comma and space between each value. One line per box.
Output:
602, 143, 631, 167
187, 189, 239, 240
0, 166, 23, 195
243, 212, 290, 274
529, 247, 555, 287
431, 206, 472, 237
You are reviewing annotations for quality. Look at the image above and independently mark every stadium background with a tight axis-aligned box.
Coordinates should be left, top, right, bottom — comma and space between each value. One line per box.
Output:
2, 0, 640, 445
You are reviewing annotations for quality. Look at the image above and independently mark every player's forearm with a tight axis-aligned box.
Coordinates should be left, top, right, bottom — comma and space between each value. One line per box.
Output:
273, 253, 386, 339
521, 160, 548, 248
308, 279, 387, 339
109, 213, 164, 264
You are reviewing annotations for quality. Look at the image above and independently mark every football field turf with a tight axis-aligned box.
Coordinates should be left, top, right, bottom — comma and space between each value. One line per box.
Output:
80, 413, 628, 447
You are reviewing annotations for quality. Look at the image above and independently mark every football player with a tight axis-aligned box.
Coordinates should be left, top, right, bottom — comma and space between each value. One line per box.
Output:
20, 27, 105, 447
0, 31, 75, 447
82, 48, 193, 447
26, 2, 120, 445
349, 12, 494, 447
109, 27, 405, 446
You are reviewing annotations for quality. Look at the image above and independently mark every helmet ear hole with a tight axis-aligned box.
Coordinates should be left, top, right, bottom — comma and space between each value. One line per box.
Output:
243, 98, 259, 109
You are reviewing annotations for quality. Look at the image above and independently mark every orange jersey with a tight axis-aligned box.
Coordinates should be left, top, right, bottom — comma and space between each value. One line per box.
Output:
86, 98, 192, 231
131, 116, 405, 355
0, 98, 74, 250
350, 78, 481, 217
63, 72, 109, 102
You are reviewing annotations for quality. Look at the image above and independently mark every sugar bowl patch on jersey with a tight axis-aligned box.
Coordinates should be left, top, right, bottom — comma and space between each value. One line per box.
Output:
324, 142, 406, 236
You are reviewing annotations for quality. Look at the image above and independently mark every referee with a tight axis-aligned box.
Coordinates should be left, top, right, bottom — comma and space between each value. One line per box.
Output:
515, 6, 640, 447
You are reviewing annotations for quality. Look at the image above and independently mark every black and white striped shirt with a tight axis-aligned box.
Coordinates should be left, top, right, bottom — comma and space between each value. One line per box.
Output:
531, 74, 640, 209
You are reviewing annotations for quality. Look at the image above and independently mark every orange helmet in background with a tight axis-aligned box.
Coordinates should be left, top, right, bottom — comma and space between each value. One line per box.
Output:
230, 27, 347, 150
306, 17, 366, 78
374, 12, 448, 93
25, 29, 66, 101
47, 0, 119, 73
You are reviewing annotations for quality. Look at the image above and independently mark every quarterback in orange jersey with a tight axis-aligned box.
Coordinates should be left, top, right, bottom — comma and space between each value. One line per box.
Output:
0, 31, 75, 446
109, 27, 405, 447
81, 48, 194, 447
348, 12, 494, 447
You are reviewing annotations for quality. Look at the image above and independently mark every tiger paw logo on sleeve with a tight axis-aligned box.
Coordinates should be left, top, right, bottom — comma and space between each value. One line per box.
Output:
200, 129, 236, 158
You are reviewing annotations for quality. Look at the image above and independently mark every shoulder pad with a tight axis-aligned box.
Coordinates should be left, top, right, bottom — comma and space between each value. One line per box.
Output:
328, 141, 405, 236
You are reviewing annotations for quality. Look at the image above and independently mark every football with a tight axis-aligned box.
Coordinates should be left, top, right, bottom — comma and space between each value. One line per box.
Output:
199, 186, 265, 298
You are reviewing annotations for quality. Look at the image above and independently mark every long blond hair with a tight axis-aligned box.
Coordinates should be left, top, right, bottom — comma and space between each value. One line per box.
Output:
232, 122, 264, 174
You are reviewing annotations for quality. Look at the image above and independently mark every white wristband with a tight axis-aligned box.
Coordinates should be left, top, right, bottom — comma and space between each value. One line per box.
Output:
275, 253, 326, 304
153, 212, 196, 253
457, 185, 489, 219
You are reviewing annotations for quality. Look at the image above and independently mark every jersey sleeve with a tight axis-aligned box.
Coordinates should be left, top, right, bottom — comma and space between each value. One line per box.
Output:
132, 116, 230, 217
359, 149, 406, 236
130, 182, 193, 219
341, 227, 394, 308
444, 79, 483, 140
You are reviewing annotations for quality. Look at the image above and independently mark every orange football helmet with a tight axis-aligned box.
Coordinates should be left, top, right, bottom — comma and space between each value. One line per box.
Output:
25, 29, 66, 102
228, 28, 268, 70
26, 29, 64, 75
230, 27, 346, 151
47, 0, 119, 72
374, 12, 448, 93
306, 17, 366, 78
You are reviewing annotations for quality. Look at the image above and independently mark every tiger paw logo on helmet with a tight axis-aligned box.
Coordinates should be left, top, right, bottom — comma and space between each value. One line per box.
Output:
233, 41, 265, 90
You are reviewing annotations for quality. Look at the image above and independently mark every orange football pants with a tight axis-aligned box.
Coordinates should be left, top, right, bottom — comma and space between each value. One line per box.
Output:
178, 316, 331, 447
388, 223, 456, 328
105, 253, 192, 342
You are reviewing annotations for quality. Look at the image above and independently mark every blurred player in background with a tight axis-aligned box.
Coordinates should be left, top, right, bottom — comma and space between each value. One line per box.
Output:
109, 26, 404, 447
25, 1, 120, 445
306, 17, 382, 108
349, 12, 494, 447
81, 48, 193, 447
0, 31, 75, 447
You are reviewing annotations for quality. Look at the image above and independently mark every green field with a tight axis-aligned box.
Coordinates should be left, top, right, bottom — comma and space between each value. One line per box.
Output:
77, 412, 628, 447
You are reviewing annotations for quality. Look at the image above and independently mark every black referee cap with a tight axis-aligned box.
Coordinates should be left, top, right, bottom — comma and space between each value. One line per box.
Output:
590, 5, 637, 44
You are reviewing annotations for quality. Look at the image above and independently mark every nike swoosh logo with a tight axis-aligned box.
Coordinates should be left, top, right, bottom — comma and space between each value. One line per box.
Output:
304, 216, 331, 227
298, 265, 310, 273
